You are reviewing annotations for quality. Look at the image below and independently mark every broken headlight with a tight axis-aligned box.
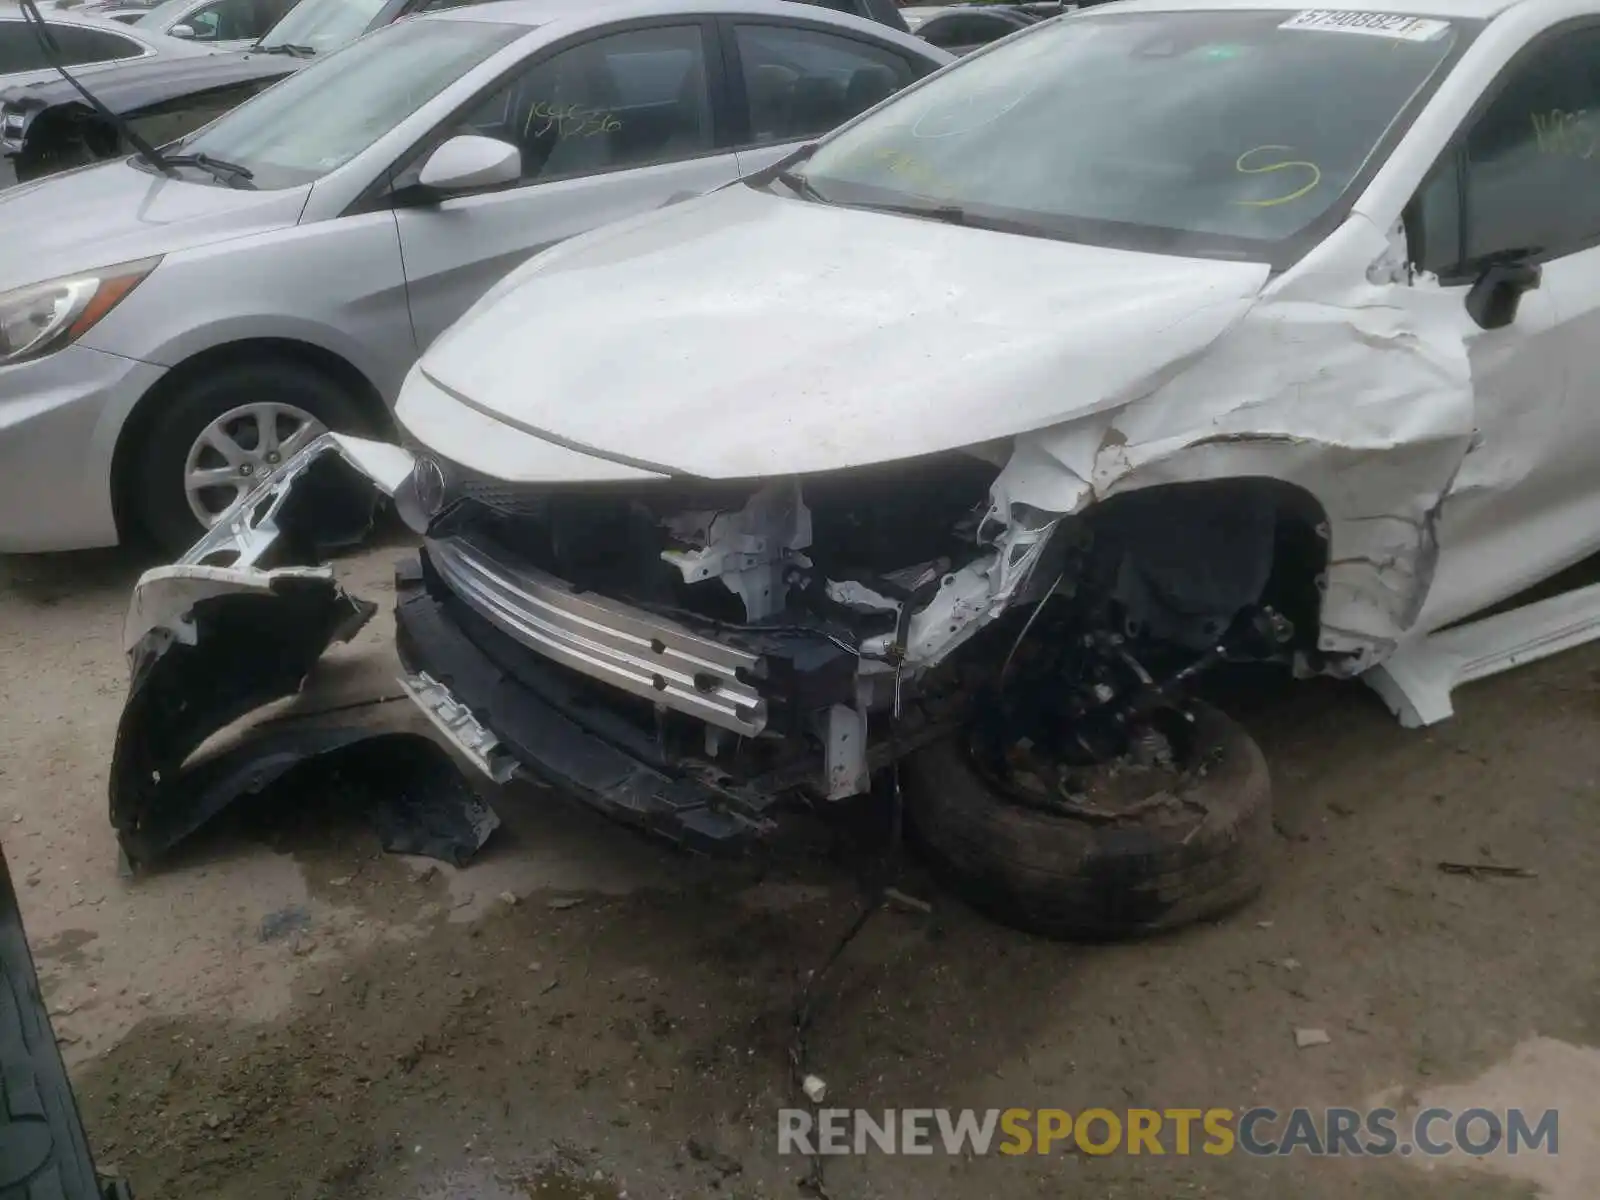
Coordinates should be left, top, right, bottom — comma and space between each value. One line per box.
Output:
0, 257, 161, 366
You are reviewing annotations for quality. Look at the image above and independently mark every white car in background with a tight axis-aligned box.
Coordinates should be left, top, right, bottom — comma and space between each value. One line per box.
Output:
0, 0, 949, 554
130, 0, 298, 48
0, 6, 217, 91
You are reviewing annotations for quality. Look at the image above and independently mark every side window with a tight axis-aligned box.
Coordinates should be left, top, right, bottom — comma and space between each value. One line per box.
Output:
454, 25, 714, 185
733, 23, 916, 145
178, 0, 278, 40
1408, 152, 1463, 278
0, 22, 50, 73
1459, 34, 1600, 267
44, 25, 146, 65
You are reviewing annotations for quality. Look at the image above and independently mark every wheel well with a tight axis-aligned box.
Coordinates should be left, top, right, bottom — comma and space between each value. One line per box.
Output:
1082, 477, 1331, 656
109, 338, 392, 544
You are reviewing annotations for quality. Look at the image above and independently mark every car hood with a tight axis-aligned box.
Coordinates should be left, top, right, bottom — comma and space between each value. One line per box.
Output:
412, 184, 1272, 480
0, 159, 306, 292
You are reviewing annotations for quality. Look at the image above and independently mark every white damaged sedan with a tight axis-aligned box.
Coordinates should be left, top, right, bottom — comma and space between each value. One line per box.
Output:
121, 0, 1600, 935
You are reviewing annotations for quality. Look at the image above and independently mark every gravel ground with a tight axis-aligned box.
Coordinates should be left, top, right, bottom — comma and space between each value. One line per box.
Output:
0, 540, 1596, 1200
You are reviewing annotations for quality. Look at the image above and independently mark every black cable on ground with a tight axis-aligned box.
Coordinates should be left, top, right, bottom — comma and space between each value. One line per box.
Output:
787, 759, 908, 1199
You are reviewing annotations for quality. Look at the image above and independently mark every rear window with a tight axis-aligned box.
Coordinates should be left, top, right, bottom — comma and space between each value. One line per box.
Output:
0, 19, 145, 71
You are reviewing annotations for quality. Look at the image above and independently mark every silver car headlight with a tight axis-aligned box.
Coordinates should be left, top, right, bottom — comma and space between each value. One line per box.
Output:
0, 256, 162, 367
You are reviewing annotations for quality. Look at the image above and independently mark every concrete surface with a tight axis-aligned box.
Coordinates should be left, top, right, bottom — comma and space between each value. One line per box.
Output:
0, 541, 1596, 1199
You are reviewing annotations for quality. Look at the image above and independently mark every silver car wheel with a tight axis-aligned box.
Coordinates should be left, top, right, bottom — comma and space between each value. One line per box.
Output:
183, 401, 327, 526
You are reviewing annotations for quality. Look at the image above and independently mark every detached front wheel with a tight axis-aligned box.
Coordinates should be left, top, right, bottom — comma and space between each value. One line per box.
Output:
903, 702, 1272, 940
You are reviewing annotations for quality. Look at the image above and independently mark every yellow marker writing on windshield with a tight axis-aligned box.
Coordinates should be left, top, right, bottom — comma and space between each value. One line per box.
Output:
1231, 145, 1321, 207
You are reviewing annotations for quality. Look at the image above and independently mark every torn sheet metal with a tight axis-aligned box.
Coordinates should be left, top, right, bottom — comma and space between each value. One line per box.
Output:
776, 214, 1478, 677
989, 214, 1479, 672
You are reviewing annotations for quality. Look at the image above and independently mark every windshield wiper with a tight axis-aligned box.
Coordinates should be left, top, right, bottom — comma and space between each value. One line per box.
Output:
162, 152, 256, 188
775, 168, 828, 203
253, 41, 315, 55
846, 199, 969, 226
16, 0, 176, 175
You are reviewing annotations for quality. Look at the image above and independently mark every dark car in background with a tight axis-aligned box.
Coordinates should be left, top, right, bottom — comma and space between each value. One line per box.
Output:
0, 0, 908, 183
910, 3, 1056, 53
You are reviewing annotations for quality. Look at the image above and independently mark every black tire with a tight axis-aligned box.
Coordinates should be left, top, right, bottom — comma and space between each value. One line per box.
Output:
903, 702, 1272, 940
0, 846, 107, 1200
131, 359, 370, 558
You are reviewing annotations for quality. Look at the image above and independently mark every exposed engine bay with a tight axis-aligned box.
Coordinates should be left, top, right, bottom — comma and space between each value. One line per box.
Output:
410, 443, 1322, 810
113, 433, 1325, 855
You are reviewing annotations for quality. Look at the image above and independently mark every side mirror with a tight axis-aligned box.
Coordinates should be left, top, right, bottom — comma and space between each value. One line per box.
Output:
168, 22, 196, 36
416, 134, 520, 194
1466, 259, 1542, 331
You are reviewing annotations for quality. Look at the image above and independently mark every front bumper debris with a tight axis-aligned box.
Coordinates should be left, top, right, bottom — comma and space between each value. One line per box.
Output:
393, 555, 782, 849
112, 433, 499, 871
115, 430, 975, 858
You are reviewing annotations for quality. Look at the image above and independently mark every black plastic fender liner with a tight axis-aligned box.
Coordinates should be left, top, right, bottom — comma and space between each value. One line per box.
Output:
110, 572, 376, 869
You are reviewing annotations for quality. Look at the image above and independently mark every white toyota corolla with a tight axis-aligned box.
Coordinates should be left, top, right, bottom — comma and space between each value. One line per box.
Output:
122, 0, 1600, 936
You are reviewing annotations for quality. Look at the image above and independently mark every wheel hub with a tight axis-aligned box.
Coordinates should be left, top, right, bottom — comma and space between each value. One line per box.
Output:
182, 402, 326, 526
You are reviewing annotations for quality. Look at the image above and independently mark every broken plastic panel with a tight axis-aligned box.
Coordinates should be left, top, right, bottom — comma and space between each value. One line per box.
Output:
111, 434, 498, 871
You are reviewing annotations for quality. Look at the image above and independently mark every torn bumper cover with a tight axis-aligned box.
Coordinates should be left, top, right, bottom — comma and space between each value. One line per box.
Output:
115, 433, 809, 855
112, 434, 499, 869
391, 553, 791, 848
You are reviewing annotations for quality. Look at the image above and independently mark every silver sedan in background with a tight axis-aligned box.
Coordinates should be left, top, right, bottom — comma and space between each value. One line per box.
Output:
0, 0, 950, 554
0, 6, 218, 90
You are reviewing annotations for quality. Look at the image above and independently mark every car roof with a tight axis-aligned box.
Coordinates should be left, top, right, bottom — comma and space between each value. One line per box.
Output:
0, 5, 167, 29
434, 0, 906, 28
1101, 0, 1519, 20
